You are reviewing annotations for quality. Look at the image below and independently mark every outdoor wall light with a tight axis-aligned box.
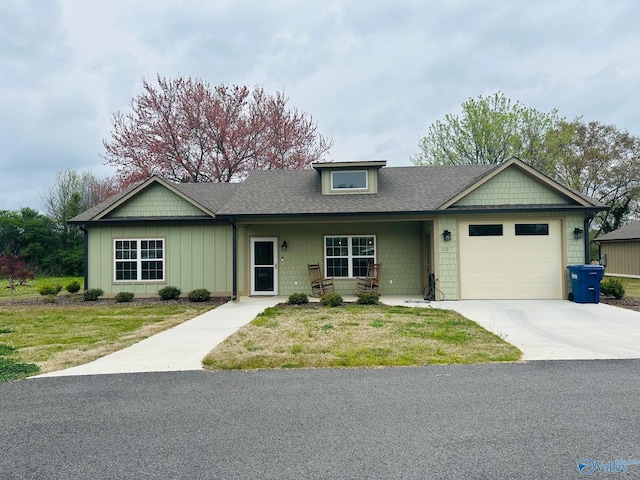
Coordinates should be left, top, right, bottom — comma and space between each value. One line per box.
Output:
573, 228, 584, 240
443, 230, 452, 242
281, 240, 288, 251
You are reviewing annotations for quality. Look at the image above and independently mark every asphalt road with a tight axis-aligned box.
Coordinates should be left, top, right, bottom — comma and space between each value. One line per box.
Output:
2, 361, 640, 479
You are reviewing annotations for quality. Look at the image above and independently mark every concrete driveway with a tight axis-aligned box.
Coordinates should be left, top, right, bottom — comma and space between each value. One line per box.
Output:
385, 298, 640, 361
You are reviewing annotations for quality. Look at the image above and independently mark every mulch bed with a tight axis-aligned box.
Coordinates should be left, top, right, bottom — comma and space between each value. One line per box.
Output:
0, 295, 230, 308
599, 296, 640, 312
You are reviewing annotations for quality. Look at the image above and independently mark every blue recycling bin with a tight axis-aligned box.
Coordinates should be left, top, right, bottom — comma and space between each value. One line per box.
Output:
567, 265, 605, 303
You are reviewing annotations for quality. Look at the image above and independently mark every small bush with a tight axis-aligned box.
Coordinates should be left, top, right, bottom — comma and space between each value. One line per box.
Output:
357, 292, 379, 305
42, 295, 58, 304
66, 281, 81, 294
321, 292, 343, 307
158, 286, 181, 300
114, 291, 135, 303
287, 293, 309, 305
188, 289, 211, 302
38, 283, 63, 296
601, 278, 625, 299
83, 288, 104, 301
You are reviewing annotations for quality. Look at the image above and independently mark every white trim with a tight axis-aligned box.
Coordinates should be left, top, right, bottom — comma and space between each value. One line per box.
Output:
113, 238, 165, 282
250, 237, 278, 295
604, 273, 640, 279
324, 235, 376, 278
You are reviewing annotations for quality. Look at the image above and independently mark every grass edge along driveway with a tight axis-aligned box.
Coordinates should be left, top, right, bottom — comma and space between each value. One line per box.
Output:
0, 303, 215, 381
204, 303, 522, 370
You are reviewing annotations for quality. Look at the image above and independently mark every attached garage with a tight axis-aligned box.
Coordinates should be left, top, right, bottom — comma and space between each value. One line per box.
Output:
459, 219, 563, 299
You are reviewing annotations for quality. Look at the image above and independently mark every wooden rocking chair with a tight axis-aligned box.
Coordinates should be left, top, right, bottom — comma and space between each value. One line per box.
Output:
356, 263, 382, 295
307, 263, 335, 297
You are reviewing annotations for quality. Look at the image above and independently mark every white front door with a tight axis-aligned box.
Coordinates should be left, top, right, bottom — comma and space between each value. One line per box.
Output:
251, 238, 278, 295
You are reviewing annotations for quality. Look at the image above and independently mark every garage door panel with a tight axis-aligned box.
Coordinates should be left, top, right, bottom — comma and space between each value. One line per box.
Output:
459, 220, 562, 300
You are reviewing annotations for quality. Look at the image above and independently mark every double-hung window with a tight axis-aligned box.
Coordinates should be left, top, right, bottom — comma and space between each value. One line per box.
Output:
324, 235, 375, 278
114, 239, 164, 282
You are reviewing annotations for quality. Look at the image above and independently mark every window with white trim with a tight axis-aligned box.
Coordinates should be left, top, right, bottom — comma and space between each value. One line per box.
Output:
114, 239, 164, 281
324, 235, 375, 277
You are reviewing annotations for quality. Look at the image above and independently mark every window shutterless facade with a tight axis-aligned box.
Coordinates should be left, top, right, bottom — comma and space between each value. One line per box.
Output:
114, 239, 164, 282
468, 224, 503, 236
515, 223, 549, 235
330, 170, 368, 190
324, 235, 375, 277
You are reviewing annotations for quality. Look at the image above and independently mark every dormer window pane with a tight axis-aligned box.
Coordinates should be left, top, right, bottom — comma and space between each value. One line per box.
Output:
331, 170, 367, 190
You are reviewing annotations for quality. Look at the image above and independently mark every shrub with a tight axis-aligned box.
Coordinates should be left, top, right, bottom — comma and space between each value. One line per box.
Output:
42, 295, 58, 304
66, 281, 81, 294
601, 278, 625, 299
83, 288, 104, 301
357, 292, 379, 305
287, 292, 309, 305
158, 286, 181, 300
188, 289, 211, 302
38, 283, 63, 296
321, 292, 343, 307
114, 291, 135, 303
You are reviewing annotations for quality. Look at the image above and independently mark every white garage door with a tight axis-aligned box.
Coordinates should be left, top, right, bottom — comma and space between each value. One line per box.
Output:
459, 220, 563, 299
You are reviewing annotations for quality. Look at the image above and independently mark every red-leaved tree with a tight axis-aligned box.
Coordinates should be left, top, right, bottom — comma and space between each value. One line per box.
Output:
103, 76, 333, 184
0, 255, 34, 300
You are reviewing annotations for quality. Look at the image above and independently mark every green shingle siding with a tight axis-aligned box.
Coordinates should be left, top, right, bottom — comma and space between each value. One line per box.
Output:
109, 184, 206, 217
246, 221, 422, 296
454, 169, 569, 206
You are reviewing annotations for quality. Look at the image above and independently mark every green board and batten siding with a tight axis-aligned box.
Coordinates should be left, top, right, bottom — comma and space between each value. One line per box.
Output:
87, 224, 233, 295
87, 185, 232, 296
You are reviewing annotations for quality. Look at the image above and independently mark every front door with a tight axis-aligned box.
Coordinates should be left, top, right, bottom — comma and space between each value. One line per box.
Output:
251, 238, 278, 295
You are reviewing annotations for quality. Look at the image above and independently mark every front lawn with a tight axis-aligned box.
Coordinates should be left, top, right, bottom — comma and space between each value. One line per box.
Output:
203, 303, 522, 370
0, 302, 217, 381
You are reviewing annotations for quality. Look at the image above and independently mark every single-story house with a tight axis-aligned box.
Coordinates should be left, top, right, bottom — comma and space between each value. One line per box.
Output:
70, 157, 607, 301
595, 220, 640, 278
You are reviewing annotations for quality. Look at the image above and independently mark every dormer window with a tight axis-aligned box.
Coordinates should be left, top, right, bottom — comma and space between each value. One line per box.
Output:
312, 160, 386, 195
331, 170, 368, 190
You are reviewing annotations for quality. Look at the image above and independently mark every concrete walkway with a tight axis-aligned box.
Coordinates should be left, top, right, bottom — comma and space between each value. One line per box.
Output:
36, 297, 282, 377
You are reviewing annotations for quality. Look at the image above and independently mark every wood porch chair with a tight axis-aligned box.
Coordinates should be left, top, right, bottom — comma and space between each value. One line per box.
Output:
355, 263, 382, 295
307, 263, 335, 297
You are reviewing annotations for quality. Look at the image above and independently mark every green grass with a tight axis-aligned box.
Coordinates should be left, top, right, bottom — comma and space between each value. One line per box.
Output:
0, 303, 214, 380
0, 276, 83, 299
203, 304, 522, 370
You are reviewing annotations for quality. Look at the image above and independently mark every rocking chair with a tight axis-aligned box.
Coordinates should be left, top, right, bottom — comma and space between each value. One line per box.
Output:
307, 263, 335, 297
356, 263, 382, 295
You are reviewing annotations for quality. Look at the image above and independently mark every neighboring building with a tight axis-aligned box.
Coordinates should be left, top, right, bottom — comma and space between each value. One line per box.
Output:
70, 157, 607, 300
595, 220, 640, 278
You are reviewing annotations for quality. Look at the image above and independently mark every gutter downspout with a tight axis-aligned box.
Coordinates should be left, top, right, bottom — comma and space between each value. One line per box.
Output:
584, 212, 595, 264
232, 220, 238, 301
79, 225, 89, 290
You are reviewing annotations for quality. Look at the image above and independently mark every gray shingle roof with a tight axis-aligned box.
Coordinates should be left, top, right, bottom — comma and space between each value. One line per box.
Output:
595, 220, 640, 242
71, 161, 605, 222
217, 164, 500, 215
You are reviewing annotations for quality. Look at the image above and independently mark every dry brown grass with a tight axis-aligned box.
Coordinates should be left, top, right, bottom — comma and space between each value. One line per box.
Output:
203, 304, 522, 370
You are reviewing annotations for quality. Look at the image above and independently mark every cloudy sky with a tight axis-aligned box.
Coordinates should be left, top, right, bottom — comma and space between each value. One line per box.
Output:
1, 0, 639, 212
